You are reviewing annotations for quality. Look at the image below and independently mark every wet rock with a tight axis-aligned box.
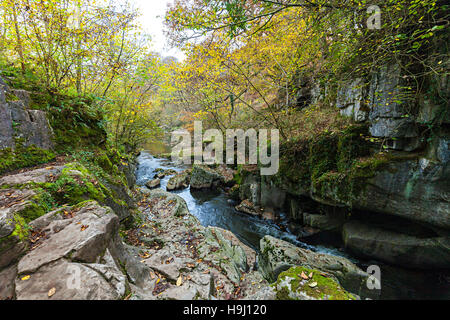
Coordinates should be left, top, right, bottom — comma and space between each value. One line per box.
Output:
146, 178, 161, 189
190, 165, 224, 190
167, 171, 190, 191
303, 213, 344, 232
235, 200, 260, 217
260, 176, 286, 210
262, 208, 276, 221
258, 236, 374, 299
164, 169, 177, 176
343, 221, 450, 269
239, 166, 261, 205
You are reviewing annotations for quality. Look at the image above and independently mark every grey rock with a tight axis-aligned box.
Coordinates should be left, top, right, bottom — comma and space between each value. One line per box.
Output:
0, 86, 54, 152
0, 264, 17, 300
15, 259, 120, 300
146, 178, 161, 189
303, 213, 344, 231
0, 103, 15, 149
0, 166, 64, 186
368, 63, 418, 140
18, 201, 119, 274
258, 236, 374, 299
235, 200, 260, 217
167, 171, 190, 191
336, 78, 368, 122
343, 220, 450, 269
260, 176, 286, 210
190, 165, 223, 190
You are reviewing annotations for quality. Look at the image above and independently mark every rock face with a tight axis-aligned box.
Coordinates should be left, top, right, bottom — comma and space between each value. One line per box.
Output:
258, 236, 378, 299
0, 78, 54, 151
336, 78, 368, 123
351, 158, 450, 230
343, 221, 450, 269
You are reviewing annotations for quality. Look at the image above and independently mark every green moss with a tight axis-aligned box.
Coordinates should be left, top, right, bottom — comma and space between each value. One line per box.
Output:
275, 267, 356, 300
0, 215, 31, 255
0, 145, 56, 176
44, 163, 107, 206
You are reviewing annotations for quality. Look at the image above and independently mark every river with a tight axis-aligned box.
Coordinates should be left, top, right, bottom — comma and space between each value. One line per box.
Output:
136, 150, 450, 300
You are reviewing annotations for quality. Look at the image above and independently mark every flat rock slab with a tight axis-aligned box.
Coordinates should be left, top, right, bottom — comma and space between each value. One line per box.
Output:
15, 259, 120, 300
0, 166, 64, 186
18, 201, 119, 275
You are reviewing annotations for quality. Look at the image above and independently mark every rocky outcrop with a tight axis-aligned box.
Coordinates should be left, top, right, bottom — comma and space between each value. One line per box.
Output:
258, 236, 378, 299
166, 170, 190, 191
131, 188, 267, 300
271, 266, 356, 300
323, 157, 450, 230
146, 179, 161, 189
190, 165, 235, 190
336, 78, 368, 123
343, 221, 450, 269
0, 78, 54, 151
1, 200, 152, 300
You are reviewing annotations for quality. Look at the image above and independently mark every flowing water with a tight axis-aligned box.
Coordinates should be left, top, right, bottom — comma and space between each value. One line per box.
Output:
136, 150, 450, 300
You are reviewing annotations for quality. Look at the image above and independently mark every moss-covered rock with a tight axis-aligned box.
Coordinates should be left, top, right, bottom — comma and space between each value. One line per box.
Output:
0, 145, 55, 176
274, 266, 356, 300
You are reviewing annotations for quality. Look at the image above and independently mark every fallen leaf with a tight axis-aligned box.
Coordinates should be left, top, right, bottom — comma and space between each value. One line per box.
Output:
48, 287, 56, 297
21, 275, 31, 281
176, 276, 183, 287
308, 272, 313, 279
300, 272, 309, 280
150, 272, 156, 280
81, 225, 89, 232
309, 282, 318, 288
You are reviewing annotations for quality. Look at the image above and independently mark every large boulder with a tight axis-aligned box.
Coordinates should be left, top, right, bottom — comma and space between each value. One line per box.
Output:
343, 221, 450, 269
272, 266, 356, 300
18, 201, 119, 275
313, 156, 450, 230
10, 201, 152, 300
167, 170, 190, 191
190, 165, 235, 190
146, 178, 161, 189
258, 236, 377, 299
